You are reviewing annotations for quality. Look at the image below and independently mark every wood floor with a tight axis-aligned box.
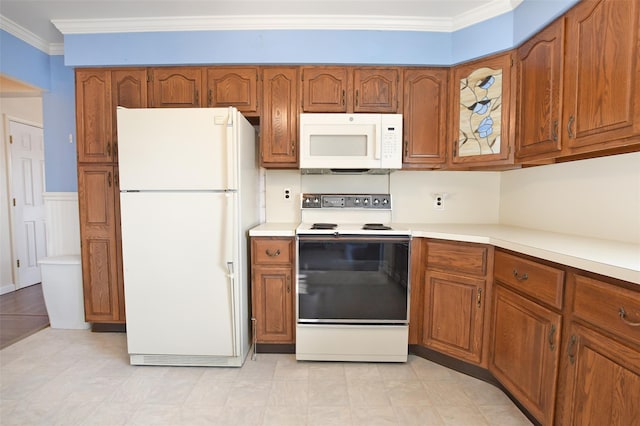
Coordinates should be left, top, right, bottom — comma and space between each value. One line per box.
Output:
0, 284, 49, 349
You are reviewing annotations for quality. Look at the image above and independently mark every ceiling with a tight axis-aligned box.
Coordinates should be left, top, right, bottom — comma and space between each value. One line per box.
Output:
0, 0, 523, 47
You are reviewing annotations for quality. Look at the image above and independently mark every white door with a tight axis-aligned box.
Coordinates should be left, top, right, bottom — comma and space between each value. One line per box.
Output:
8, 120, 47, 289
120, 191, 238, 356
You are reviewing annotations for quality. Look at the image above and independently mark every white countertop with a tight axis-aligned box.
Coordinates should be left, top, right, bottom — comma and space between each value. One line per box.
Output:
249, 222, 640, 284
249, 222, 298, 237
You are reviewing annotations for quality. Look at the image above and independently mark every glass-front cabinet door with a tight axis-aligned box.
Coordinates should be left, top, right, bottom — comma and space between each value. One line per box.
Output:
449, 52, 515, 167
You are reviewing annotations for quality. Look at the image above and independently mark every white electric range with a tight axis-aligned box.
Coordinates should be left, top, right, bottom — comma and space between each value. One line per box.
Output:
295, 193, 411, 363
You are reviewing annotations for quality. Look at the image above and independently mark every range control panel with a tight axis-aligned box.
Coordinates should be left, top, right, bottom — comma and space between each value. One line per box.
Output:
301, 194, 391, 210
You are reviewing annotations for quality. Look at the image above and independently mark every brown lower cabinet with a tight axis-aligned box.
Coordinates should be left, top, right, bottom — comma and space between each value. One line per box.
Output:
250, 237, 295, 346
77, 165, 125, 323
421, 240, 492, 366
556, 272, 640, 425
490, 284, 561, 425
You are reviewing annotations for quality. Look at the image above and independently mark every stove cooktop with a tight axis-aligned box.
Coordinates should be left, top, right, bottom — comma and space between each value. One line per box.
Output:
296, 222, 410, 236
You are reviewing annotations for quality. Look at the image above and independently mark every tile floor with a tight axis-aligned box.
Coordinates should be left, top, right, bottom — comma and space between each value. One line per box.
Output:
0, 328, 533, 425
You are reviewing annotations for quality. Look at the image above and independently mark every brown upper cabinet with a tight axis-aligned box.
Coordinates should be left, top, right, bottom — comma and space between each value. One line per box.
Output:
149, 67, 204, 108
260, 67, 299, 167
449, 51, 515, 168
76, 70, 113, 163
301, 66, 400, 113
515, 18, 565, 161
76, 68, 147, 164
205, 67, 260, 116
561, 0, 640, 155
402, 68, 448, 167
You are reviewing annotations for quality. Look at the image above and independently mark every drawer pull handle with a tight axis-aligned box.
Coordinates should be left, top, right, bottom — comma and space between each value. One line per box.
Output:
512, 269, 528, 281
567, 335, 577, 364
548, 324, 556, 351
266, 249, 281, 257
618, 307, 640, 327
286, 276, 291, 293
476, 288, 482, 308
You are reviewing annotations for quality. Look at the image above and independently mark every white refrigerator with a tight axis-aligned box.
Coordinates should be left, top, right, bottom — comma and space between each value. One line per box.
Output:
116, 107, 259, 367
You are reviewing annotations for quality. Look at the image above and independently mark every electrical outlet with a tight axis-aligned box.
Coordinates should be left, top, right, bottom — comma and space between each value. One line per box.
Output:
283, 188, 291, 200
433, 193, 446, 210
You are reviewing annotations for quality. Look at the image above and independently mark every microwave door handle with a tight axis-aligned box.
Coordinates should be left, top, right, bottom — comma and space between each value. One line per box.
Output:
373, 132, 381, 160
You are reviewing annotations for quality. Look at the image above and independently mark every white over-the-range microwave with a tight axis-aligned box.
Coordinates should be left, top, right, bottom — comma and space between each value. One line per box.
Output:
299, 113, 403, 173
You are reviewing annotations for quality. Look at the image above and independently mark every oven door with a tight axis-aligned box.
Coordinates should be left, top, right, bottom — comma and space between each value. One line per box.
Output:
297, 235, 410, 324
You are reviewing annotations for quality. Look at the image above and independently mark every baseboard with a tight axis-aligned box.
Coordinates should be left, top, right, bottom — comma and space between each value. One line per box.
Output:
0, 284, 16, 295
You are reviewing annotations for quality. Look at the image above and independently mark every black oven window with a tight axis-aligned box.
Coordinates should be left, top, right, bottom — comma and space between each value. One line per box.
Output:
298, 238, 410, 323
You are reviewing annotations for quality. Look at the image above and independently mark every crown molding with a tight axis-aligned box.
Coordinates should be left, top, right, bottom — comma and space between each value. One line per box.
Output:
0, 15, 58, 54
3, 0, 523, 56
453, 0, 522, 31
52, 14, 457, 34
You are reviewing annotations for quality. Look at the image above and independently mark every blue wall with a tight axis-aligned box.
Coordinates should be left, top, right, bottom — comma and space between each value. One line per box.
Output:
64, 30, 454, 67
42, 55, 76, 192
0, 31, 51, 90
3, 0, 579, 192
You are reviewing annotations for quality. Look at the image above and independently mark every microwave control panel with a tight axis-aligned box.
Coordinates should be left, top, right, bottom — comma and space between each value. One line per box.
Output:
301, 193, 391, 210
380, 115, 403, 168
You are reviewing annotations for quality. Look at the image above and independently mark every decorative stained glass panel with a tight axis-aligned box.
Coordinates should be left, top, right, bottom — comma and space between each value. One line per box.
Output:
458, 67, 503, 157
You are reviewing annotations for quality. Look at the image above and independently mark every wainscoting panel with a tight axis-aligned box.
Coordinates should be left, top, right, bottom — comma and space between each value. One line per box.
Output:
43, 192, 80, 256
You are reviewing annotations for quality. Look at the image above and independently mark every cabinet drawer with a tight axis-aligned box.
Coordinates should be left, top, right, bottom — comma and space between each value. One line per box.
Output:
426, 240, 488, 277
571, 274, 640, 348
494, 251, 564, 309
252, 238, 294, 265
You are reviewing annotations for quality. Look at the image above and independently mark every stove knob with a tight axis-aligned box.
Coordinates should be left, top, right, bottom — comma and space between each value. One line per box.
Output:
363, 199, 369, 205
382, 198, 389, 205
314, 198, 319, 203
373, 198, 380, 205
354, 199, 360, 205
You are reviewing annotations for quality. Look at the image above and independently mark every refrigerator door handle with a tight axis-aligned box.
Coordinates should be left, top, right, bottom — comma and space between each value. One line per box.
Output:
226, 261, 237, 356
225, 107, 235, 189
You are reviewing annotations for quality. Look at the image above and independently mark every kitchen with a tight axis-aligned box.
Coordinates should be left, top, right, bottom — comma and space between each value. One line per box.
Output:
1, 0, 640, 424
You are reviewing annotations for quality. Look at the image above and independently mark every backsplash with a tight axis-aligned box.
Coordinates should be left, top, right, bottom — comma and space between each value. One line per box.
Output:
500, 152, 640, 244
264, 151, 640, 245
264, 169, 501, 224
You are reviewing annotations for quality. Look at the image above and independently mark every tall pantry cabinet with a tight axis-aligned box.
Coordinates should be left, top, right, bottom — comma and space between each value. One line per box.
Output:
76, 68, 147, 323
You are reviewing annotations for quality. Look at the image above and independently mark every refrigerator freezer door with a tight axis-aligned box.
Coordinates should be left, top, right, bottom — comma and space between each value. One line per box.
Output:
116, 108, 237, 191
121, 191, 238, 357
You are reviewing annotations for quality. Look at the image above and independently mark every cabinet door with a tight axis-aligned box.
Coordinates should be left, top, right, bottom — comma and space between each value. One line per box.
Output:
206, 67, 259, 115
301, 67, 349, 112
403, 68, 448, 167
353, 68, 399, 113
150, 67, 203, 108
490, 284, 561, 425
76, 69, 113, 163
559, 322, 640, 425
515, 18, 564, 161
450, 52, 515, 167
261, 67, 299, 167
562, 0, 640, 154
111, 68, 148, 159
77, 165, 123, 322
252, 267, 294, 343
423, 270, 486, 364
